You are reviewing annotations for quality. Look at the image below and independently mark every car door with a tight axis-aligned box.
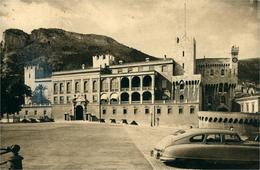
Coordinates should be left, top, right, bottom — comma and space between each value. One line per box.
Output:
222, 133, 259, 162
191, 133, 224, 161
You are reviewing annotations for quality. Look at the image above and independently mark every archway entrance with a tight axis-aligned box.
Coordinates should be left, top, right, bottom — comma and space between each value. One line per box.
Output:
75, 105, 84, 120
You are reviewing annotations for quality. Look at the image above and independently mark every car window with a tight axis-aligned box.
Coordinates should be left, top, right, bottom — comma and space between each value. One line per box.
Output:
224, 134, 241, 143
206, 134, 221, 143
190, 134, 205, 143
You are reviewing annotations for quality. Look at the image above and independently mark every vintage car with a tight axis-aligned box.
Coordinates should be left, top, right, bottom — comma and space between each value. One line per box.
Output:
151, 129, 259, 164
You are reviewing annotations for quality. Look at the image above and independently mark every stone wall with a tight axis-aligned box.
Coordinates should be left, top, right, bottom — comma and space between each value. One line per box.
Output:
198, 111, 260, 137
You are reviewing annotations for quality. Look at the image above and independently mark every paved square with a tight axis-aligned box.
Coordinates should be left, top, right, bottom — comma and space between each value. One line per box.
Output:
0, 123, 153, 170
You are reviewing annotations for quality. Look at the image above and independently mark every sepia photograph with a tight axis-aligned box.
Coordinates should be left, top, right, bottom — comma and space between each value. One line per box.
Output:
0, 0, 259, 169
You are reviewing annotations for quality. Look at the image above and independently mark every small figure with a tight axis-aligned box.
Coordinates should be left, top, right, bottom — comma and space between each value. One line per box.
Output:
230, 126, 234, 131
0, 145, 23, 170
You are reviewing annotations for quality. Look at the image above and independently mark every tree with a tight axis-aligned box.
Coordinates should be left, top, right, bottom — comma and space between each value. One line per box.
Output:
31, 84, 50, 105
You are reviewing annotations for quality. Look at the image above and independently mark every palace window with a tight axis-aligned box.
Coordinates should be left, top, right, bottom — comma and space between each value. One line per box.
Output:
182, 51, 185, 57
93, 95, 98, 103
93, 80, 98, 92
60, 96, 64, 104
60, 83, 64, 94
220, 96, 226, 104
221, 69, 225, 76
113, 109, 116, 114
180, 81, 185, 90
179, 107, 183, 114
180, 95, 184, 103
111, 78, 119, 91
123, 109, 127, 114
25, 110, 28, 115
182, 63, 185, 69
34, 110, 37, 115
134, 108, 138, 114
84, 81, 89, 92
54, 83, 58, 94
252, 103, 255, 112
67, 82, 71, 93
102, 109, 106, 114
75, 82, 80, 93
210, 69, 214, 76
54, 97, 58, 104
157, 108, 161, 114
145, 108, 149, 114
190, 107, 195, 114
246, 103, 249, 112
101, 79, 108, 92
167, 107, 172, 114
67, 96, 71, 103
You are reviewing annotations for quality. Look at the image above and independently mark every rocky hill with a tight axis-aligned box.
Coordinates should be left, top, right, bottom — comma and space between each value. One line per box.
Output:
238, 58, 260, 84
1, 28, 156, 76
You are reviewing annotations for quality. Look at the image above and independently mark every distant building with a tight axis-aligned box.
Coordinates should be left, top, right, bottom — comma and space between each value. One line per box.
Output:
20, 35, 239, 127
235, 96, 260, 113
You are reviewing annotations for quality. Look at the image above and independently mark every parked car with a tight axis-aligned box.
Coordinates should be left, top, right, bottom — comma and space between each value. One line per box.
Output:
151, 128, 259, 165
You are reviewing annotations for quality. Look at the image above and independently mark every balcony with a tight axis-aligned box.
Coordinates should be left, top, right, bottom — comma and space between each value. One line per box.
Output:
121, 88, 129, 91
143, 86, 152, 90
121, 101, 129, 104
131, 87, 140, 91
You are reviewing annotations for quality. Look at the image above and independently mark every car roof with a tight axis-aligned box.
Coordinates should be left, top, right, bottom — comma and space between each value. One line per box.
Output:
171, 128, 238, 139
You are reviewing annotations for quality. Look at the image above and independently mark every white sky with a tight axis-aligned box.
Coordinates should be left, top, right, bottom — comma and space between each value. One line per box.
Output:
0, 0, 259, 59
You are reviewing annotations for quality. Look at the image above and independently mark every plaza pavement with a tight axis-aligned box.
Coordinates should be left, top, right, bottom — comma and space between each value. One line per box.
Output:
1, 122, 157, 170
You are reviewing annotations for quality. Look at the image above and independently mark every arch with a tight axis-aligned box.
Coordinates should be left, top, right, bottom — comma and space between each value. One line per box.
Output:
143, 91, 152, 100
75, 82, 80, 92
218, 118, 223, 123
121, 92, 129, 102
213, 117, 218, 122
60, 83, 64, 93
132, 92, 140, 101
66, 82, 71, 93
130, 121, 138, 125
221, 69, 225, 75
54, 83, 58, 94
180, 80, 185, 89
132, 76, 140, 88
93, 80, 98, 92
228, 118, 233, 123
111, 78, 119, 91
143, 75, 152, 87
223, 118, 228, 123
121, 77, 129, 89
219, 83, 223, 92
101, 79, 108, 91
239, 119, 243, 124
84, 81, 88, 92
209, 117, 213, 122
224, 83, 229, 92
202, 117, 204, 121
110, 93, 119, 104
244, 119, 249, 124
233, 119, 238, 123
100, 93, 108, 104
205, 117, 208, 121
75, 105, 84, 120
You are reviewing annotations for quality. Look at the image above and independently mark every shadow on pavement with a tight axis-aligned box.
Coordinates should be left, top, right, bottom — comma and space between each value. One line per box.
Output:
164, 159, 259, 169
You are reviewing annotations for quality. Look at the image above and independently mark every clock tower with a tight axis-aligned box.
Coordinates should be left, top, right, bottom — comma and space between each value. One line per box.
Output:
231, 45, 239, 79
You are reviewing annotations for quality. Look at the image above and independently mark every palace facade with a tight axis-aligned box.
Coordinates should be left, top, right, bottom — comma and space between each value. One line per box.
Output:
21, 36, 239, 127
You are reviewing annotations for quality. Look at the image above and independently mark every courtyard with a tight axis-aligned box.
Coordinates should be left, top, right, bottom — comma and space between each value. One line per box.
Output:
0, 122, 257, 169
0, 122, 176, 170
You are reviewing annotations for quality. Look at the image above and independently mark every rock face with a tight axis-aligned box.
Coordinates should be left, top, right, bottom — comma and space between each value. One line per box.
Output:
1, 28, 157, 77
3, 29, 30, 52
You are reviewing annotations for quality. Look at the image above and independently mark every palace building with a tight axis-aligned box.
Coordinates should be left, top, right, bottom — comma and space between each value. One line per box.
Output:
21, 36, 239, 127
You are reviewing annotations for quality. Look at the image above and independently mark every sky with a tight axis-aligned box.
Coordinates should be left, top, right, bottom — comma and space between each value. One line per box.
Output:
0, 0, 259, 59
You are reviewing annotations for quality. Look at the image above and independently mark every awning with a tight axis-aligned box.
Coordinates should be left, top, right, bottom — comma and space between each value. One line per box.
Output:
101, 93, 108, 100
110, 93, 119, 100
